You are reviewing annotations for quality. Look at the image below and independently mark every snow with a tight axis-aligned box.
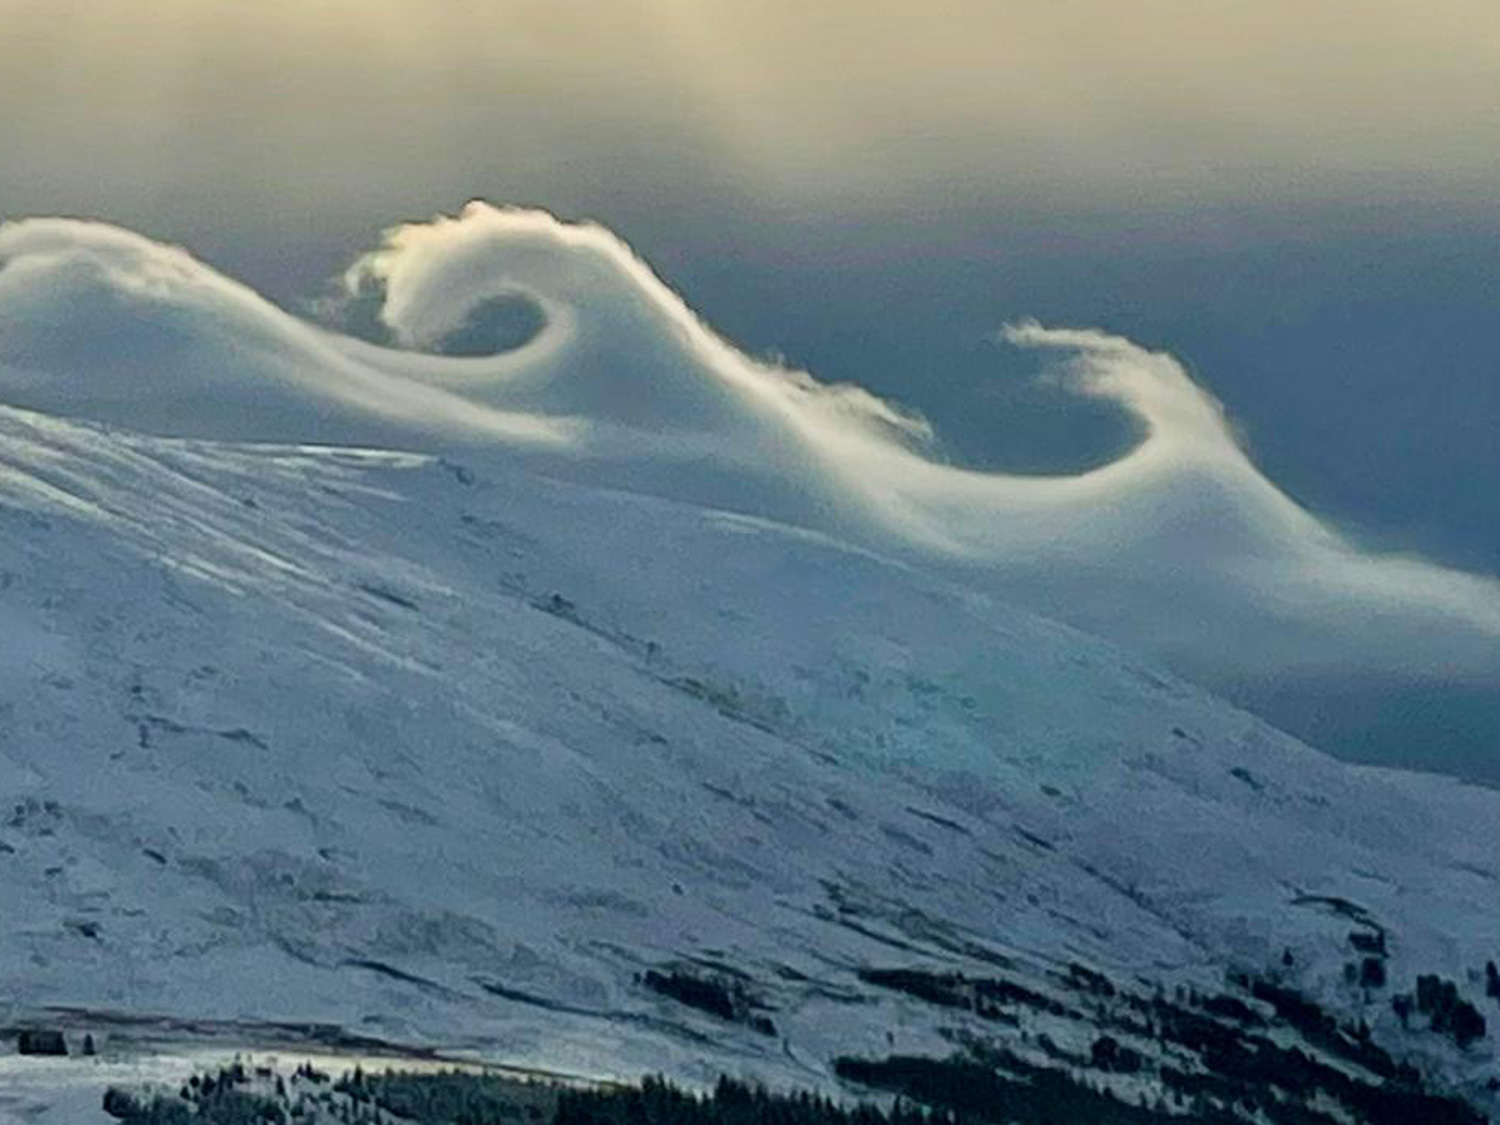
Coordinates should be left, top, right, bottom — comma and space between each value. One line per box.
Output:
1, 402, 1499, 1106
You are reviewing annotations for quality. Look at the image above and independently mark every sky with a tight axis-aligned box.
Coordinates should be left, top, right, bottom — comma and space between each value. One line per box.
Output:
6, 2, 1500, 206
1, 0, 1498, 772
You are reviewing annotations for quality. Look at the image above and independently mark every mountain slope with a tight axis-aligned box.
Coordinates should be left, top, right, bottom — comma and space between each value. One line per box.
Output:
3, 402, 1500, 1114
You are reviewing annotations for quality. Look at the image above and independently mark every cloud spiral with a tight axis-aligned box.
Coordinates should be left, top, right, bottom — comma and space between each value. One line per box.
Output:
1, 202, 1496, 769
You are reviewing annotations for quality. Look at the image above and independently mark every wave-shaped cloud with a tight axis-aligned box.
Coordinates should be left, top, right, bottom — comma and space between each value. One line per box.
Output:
1, 202, 1497, 763
0, 216, 569, 447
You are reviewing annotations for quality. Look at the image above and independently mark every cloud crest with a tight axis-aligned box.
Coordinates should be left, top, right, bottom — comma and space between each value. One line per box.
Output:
1, 202, 1496, 758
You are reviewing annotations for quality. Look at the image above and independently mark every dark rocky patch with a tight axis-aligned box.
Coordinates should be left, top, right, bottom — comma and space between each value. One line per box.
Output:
16, 1027, 68, 1055
639, 968, 777, 1037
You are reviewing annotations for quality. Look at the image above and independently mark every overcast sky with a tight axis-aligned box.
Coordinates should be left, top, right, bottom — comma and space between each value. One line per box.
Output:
4, 1, 1500, 215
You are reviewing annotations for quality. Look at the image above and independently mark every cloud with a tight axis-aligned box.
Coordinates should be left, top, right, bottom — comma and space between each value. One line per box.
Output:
1, 202, 1497, 765
0, 216, 570, 447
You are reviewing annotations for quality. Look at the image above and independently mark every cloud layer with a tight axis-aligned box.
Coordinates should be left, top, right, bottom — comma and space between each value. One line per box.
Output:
1, 203, 1497, 766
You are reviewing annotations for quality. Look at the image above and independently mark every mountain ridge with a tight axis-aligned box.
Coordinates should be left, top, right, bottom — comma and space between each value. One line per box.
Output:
3, 401, 1499, 1114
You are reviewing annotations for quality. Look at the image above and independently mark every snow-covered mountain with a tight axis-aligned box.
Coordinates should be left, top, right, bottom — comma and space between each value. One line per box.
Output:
2, 206, 1500, 1118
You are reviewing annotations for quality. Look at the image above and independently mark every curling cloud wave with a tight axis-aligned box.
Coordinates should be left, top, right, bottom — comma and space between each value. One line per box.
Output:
1, 203, 1497, 756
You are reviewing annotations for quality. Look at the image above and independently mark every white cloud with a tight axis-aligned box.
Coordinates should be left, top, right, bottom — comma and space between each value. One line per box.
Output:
1, 202, 1497, 713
